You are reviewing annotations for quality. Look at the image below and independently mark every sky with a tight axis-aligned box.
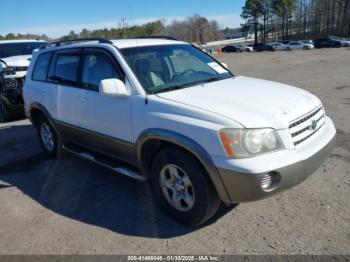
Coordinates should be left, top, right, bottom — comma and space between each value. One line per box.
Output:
0, 0, 245, 38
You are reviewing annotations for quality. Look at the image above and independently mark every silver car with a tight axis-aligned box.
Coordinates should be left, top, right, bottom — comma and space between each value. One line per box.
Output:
285, 41, 314, 51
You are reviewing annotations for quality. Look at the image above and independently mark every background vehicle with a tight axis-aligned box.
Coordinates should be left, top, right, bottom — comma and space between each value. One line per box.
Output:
284, 41, 314, 51
221, 45, 243, 53
253, 43, 274, 52
301, 40, 314, 45
245, 44, 254, 52
0, 40, 45, 120
270, 43, 286, 51
280, 40, 290, 45
314, 37, 342, 48
344, 38, 350, 47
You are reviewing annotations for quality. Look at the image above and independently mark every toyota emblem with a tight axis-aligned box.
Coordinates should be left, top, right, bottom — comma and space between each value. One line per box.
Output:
309, 120, 317, 131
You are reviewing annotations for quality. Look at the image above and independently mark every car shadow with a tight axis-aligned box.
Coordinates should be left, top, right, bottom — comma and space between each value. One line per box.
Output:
0, 123, 237, 239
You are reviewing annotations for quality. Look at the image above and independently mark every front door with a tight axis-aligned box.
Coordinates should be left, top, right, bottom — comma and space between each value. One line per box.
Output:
78, 48, 135, 163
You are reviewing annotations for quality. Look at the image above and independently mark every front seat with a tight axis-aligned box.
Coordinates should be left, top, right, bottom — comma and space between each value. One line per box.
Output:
134, 59, 164, 90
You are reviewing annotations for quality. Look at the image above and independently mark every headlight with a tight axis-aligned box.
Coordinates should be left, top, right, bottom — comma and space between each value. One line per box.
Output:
0, 61, 6, 73
219, 128, 284, 158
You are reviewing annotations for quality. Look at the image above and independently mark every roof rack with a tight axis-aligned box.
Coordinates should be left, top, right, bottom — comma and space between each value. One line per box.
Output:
136, 36, 178, 41
40, 38, 113, 50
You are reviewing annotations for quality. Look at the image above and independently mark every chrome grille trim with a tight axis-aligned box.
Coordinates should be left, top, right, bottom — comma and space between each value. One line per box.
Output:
289, 106, 326, 146
289, 107, 322, 129
291, 115, 324, 137
294, 122, 325, 146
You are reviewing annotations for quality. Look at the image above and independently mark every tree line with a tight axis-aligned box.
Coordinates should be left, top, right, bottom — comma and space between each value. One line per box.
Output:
0, 14, 223, 44
2, 3, 349, 45
60, 15, 223, 44
242, 0, 350, 43
0, 33, 50, 41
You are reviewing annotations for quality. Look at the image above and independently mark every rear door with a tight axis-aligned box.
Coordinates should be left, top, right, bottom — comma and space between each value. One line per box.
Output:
48, 48, 85, 141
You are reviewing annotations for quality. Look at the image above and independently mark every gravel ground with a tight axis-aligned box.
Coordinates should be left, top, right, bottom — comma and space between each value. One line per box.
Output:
0, 48, 349, 255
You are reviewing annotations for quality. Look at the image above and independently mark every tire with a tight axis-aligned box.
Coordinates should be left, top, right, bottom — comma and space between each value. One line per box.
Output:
150, 146, 221, 226
0, 98, 15, 122
36, 116, 65, 158
303, 46, 309, 50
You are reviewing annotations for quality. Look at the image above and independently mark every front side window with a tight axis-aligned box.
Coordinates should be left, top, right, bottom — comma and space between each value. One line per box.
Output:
0, 42, 44, 59
82, 53, 119, 91
120, 44, 232, 94
32, 52, 51, 81
54, 54, 80, 85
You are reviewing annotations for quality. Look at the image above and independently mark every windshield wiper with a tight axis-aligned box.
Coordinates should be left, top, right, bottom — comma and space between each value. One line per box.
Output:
202, 76, 224, 83
152, 85, 185, 94
152, 76, 228, 94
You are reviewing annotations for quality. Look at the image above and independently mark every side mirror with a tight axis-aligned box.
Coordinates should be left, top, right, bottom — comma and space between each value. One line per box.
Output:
221, 63, 228, 69
99, 78, 130, 97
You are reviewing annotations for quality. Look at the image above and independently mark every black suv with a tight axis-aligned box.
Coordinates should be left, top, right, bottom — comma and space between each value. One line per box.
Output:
0, 40, 45, 121
221, 45, 243, 53
314, 37, 342, 48
253, 43, 274, 52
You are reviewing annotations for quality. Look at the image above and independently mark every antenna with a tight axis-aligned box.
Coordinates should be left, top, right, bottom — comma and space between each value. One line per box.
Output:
121, 18, 127, 39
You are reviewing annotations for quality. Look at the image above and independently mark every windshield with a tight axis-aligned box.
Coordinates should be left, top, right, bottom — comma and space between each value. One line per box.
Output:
0, 42, 44, 59
120, 44, 233, 94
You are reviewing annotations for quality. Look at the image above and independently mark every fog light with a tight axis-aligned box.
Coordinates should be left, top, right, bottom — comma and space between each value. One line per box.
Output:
261, 172, 280, 191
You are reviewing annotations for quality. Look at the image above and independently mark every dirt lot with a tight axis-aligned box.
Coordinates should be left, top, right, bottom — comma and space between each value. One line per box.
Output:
0, 48, 349, 255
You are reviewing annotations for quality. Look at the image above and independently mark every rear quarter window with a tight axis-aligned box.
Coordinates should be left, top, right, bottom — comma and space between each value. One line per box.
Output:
32, 52, 52, 81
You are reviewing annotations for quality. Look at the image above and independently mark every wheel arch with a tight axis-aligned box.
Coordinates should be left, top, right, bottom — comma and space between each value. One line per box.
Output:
136, 128, 232, 203
27, 103, 62, 138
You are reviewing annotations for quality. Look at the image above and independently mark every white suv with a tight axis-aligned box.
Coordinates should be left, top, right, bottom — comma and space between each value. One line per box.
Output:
24, 37, 336, 226
0, 39, 46, 120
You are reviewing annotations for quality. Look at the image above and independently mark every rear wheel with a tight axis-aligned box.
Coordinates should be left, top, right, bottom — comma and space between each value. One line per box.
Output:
36, 116, 65, 158
150, 146, 221, 226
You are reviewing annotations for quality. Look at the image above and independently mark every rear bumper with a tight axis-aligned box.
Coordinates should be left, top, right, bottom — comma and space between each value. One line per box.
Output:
215, 117, 336, 203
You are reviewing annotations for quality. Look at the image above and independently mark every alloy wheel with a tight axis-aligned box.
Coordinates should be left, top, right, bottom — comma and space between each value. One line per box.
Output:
159, 164, 195, 212
40, 122, 54, 152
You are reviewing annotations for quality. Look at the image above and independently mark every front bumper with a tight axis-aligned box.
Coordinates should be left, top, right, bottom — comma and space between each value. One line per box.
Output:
215, 117, 336, 203
0, 91, 24, 108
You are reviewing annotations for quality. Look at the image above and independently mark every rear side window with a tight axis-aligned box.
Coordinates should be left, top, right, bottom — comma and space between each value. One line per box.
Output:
32, 52, 51, 81
82, 53, 119, 91
54, 54, 80, 85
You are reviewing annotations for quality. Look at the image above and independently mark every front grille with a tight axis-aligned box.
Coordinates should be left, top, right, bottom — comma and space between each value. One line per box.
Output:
7, 66, 28, 72
289, 106, 326, 146
1, 77, 25, 91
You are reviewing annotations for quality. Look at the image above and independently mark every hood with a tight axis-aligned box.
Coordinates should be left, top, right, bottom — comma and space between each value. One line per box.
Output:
1, 55, 32, 67
156, 76, 321, 129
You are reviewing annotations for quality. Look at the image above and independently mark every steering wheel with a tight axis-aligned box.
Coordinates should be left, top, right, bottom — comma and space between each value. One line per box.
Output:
179, 69, 196, 76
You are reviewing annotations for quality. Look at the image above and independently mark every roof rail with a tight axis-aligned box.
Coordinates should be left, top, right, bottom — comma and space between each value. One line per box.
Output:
40, 38, 113, 50
137, 36, 178, 41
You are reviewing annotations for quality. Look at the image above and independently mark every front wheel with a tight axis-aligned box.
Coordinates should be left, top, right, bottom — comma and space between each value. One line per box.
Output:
303, 46, 309, 50
150, 146, 221, 226
0, 99, 15, 122
36, 117, 65, 158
